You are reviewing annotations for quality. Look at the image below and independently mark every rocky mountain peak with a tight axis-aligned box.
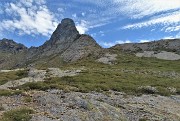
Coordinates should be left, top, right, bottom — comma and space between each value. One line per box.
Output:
61, 18, 76, 28
49, 18, 80, 45
26, 18, 102, 63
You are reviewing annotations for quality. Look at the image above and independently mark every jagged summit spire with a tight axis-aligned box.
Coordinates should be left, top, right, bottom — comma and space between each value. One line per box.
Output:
49, 18, 80, 45
61, 18, 76, 27
55, 18, 77, 32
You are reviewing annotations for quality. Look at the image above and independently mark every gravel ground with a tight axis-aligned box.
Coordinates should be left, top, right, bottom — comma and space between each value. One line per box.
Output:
0, 90, 179, 121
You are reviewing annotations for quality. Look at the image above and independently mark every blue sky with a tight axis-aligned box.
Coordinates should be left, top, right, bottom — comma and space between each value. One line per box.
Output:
0, 0, 180, 48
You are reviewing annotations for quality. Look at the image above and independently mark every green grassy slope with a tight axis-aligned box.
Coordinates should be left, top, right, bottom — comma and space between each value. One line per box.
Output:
20, 52, 180, 96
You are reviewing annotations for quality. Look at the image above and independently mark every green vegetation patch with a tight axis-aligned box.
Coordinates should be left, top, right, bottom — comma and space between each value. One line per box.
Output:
0, 89, 22, 96
0, 70, 28, 85
1, 108, 34, 121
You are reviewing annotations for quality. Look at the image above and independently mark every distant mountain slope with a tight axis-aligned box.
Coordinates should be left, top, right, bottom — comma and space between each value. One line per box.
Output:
0, 39, 27, 53
112, 39, 180, 54
0, 39, 27, 69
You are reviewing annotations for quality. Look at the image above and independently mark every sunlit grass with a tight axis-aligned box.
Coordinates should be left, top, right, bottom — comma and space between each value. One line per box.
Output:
0, 70, 28, 85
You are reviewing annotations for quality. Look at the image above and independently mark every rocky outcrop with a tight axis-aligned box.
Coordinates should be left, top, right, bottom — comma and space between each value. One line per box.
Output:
136, 51, 180, 60
97, 53, 117, 65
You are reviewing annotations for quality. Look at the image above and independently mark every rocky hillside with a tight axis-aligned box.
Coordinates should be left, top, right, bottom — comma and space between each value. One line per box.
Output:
112, 39, 180, 54
0, 39, 27, 69
111, 39, 180, 60
0, 18, 102, 69
0, 39, 27, 53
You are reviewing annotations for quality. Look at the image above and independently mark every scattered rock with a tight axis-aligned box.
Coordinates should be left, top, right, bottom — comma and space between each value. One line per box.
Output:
136, 51, 180, 60
0, 90, 180, 121
97, 53, 117, 65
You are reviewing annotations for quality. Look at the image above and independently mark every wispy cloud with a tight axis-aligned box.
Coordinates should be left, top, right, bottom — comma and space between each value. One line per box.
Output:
139, 40, 151, 43
0, 0, 58, 37
122, 11, 180, 34
101, 40, 131, 48
76, 20, 89, 34
113, 0, 180, 19
0, 8, 3, 14
72, 0, 180, 35
175, 32, 180, 38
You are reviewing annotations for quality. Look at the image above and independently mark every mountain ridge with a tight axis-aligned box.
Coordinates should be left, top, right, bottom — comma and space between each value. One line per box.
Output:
112, 38, 180, 54
0, 18, 180, 69
0, 18, 103, 69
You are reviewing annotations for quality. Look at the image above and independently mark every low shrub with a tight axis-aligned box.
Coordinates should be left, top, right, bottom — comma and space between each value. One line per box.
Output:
1, 108, 34, 121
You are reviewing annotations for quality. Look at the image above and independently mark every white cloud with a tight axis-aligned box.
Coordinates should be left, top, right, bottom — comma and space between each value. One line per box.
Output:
123, 11, 180, 30
73, 0, 180, 34
116, 40, 131, 44
0, 0, 58, 37
57, 8, 64, 13
165, 25, 180, 32
72, 13, 77, 18
0, 4, 4, 14
139, 40, 150, 43
101, 40, 131, 48
76, 20, 89, 34
175, 32, 180, 38
0, 9, 3, 14
113, 0, 180, 19
81, 12, 85, 16
19, 0, 33, 7
99, 31, 104, 36
35, 0, 46, 5
102, 42, 115, 47
163, 36, 175, 39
